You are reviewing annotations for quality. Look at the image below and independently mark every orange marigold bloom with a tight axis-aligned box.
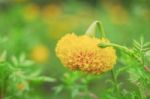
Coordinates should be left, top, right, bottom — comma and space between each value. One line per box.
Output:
55, 33, 117, 74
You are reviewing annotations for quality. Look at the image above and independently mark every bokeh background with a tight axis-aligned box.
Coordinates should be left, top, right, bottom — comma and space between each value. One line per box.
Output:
0, 0, 150, 98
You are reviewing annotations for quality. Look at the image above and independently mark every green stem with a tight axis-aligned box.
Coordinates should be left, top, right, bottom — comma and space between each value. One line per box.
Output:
85, 21, 105, 38
1, 79, 5, 99
0, 88, 1, 98
1, 76, 8, 99
99, 43, 129, 52
111, 69, 121, 98
138, 85, 145, 99
99, 43, 143, 64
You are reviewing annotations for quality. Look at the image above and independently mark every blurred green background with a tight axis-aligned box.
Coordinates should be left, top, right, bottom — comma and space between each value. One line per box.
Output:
0, 0, 149, 98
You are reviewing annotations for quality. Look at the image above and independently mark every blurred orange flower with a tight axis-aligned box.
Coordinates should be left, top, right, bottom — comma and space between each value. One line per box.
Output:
110, 5, 129, 24
48, 18, 75, 39
41, 4, 62, 22
141, 9, 150, 21
17, 83, 26, 91
30, 45, 49, 64
103, 2, 129, 25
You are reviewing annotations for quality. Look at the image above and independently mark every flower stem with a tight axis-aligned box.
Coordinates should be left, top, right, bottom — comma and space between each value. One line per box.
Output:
139, 86, 144, 99
99, 42, 143, 64
99, 43, 129, 52
1, 76, 8, 99
85, 21, 105, 38
111, 69, 121, 98
1, 80, 5, 99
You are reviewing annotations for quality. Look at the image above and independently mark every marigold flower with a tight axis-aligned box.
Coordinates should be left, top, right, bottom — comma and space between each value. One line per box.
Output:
55, 33, 117, 74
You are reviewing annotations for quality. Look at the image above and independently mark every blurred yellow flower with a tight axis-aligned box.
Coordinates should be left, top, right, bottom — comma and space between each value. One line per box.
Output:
106, 4, 129, 25
23, 4, 39, 21
48, 18, 76, 39
141, 9, 150, 21
41, 4, 61, 22
103, 0, 129, 25
49, 22, 70, 39
31, 45, 49, 64
55, 33, 117, 74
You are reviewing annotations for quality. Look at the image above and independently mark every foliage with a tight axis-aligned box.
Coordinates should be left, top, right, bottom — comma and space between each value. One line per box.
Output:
99, 38, 150, 99
0, 51, 55, 99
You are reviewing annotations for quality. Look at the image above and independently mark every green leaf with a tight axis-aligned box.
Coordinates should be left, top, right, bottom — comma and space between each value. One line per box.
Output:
11, 56, 18, 66
143, 42, 150, 47
133, 40, 141, 48
28, 76, 56, 82
28, 70, 41, 77
19, 53, 26, 63
0, 50, 7, 62
105, 79, 114, 85
71, 88, 79, 98
115, 65, 131, 78
143, 48, 150, 52
0, 36, 8, 43
53, 85, 64, 95
0, 62, 12, 78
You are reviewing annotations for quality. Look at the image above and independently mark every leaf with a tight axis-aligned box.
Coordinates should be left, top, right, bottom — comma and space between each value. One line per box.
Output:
19, 53, 26, 63
143, 42, 150, 47
11, 56, 18, 66
122, 89, 128, 95
140, 37, 144, 45
28, 70, 41, 77
0, 36, 8, 43
142, 48, 150, 52
28, 76, 56, 82
18, 53, 34, 67
115, 65, 131, 78
71, 88, 79, 98
133, 40, 141, 48
22, 60, 34, 66
0, 62, 12, 77
53, 85, 64, 95
105, 79, 114, 85
0, 50, 7, 62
